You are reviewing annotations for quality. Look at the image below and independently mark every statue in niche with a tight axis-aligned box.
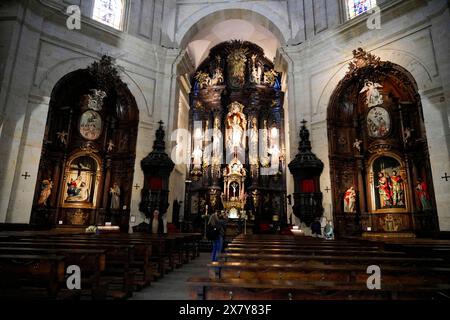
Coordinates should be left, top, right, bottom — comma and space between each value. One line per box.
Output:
192, 145, 203, 167
38, 179, 53, 207
249, 117, 259, 165
415, 178, 432, 210
390, 171, 404, 206
226, 103, 247, 155
210, 66, 224, 86
110, 182, 121, 210
250, 54, 262, 84
212, 117, 222, 165
343, 186, 356, 213
376, 172, 392, 208
360, 80, 383, 108
260, 120, 270, 167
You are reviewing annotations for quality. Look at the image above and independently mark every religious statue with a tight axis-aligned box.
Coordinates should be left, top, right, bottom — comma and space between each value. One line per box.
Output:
324, 220, 334, 240
194, 71, 210, 89
249, 117, 259, 165
268, 143, 281, 172
210, 66, 224, 86
390, 170, 404, 206
263, 69, 278, 87
403, 127, 412, 144
107, 139, 115, 152
86, 89, 107, 111
343, 186, 356, 213
226, 103, 247, 158
250, 54, 262, 84
56, 131, 68, 145
415, 178, 431, 210
110, 182, 121, 209
260, 120, 270, 167
353, 139, 363, 152
192, 145, 203, 166
212, 117, 222, 165
38, 179, 53, 206
360, 80, 383, 108
376, 172, 392, 207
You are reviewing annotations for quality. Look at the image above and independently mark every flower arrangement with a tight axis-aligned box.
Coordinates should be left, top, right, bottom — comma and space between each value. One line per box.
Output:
85, 225, 98, 233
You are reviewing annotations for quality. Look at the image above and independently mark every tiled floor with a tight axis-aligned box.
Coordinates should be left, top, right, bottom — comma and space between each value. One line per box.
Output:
130, 253, 211, 300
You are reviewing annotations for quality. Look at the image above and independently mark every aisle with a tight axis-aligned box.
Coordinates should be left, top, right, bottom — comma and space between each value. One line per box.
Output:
130, 253, 210, 300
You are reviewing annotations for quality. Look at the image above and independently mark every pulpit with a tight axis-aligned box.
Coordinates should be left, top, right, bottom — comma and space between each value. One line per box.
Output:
288, 120, 324, 226
140, 121, 175, 219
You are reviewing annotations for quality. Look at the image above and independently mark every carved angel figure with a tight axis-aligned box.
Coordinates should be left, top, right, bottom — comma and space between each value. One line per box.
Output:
360, 80, 383, 108
87, 89, 107, 111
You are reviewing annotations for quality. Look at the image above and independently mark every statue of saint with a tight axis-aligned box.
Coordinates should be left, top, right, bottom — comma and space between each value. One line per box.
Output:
212, 117, 222, 165
38, 179, 53, 206
110, 182, 121, 209
192, 145, 203, 166
376, 172, 392, 208
343, 186, 356, 213
415, 178, 431, 210
390, 171, 404, 206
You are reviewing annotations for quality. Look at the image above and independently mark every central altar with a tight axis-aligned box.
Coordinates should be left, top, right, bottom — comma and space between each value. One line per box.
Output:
185, 40, 287, 229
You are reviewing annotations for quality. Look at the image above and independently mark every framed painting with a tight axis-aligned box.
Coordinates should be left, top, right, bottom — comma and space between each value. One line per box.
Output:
79, 110, 102, 140
63, 156, 99, 207
367, 107, 390, 138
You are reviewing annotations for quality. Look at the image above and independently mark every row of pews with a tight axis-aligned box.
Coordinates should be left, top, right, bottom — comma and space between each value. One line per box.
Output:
0, 229, 201, 300
188, 234, 450, 300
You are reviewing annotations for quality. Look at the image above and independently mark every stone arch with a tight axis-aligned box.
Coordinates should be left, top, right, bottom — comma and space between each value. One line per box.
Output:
176, 6, 289, 49
316, 48, 435, 117
35, 57, 149, 117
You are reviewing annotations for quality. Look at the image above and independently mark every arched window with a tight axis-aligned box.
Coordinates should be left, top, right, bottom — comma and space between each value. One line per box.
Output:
347, 0, 377, 19
92, 0, 125, 30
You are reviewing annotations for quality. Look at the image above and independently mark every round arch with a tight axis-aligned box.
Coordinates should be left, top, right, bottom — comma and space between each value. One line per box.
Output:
176, 7, 289, 49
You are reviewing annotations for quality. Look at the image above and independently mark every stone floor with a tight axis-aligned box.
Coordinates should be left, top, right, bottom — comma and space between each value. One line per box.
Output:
130, 253, 211, 300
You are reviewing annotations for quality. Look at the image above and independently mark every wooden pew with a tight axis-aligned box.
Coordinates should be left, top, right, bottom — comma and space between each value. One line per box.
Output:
0, 254, 77, 300
187, 277, 450, 300
0, 246, 106, 299
207, 260, 450, 285
2, 240, 135, 299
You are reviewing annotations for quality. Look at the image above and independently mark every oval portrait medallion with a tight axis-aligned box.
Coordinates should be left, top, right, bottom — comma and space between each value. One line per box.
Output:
367, 107, 390, 138
79, 110, 102, 140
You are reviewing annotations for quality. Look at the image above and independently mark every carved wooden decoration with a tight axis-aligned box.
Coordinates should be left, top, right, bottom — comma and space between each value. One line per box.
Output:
31, 56, 139, 230
328, 48, 438, 237
187, 40, 286, 228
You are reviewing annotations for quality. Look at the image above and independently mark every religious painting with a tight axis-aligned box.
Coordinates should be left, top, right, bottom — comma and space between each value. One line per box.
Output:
63, 156, 98, 206
367, 107, 390, 138
373, 156, 406, 210
79, 110, 102, 140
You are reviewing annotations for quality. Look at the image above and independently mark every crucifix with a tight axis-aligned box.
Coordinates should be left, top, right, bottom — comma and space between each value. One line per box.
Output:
325, 186, 331, 193
21, 172, 31, 180
134, 184, 140, 190
442, 172, 450, 182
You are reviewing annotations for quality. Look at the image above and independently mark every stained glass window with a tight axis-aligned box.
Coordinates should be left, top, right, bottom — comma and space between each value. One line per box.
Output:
92, 0, 125, 30
347, 0, 377, 19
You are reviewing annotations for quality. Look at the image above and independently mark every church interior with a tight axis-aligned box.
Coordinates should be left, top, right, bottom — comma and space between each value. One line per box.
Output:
0, 0, 449, 302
